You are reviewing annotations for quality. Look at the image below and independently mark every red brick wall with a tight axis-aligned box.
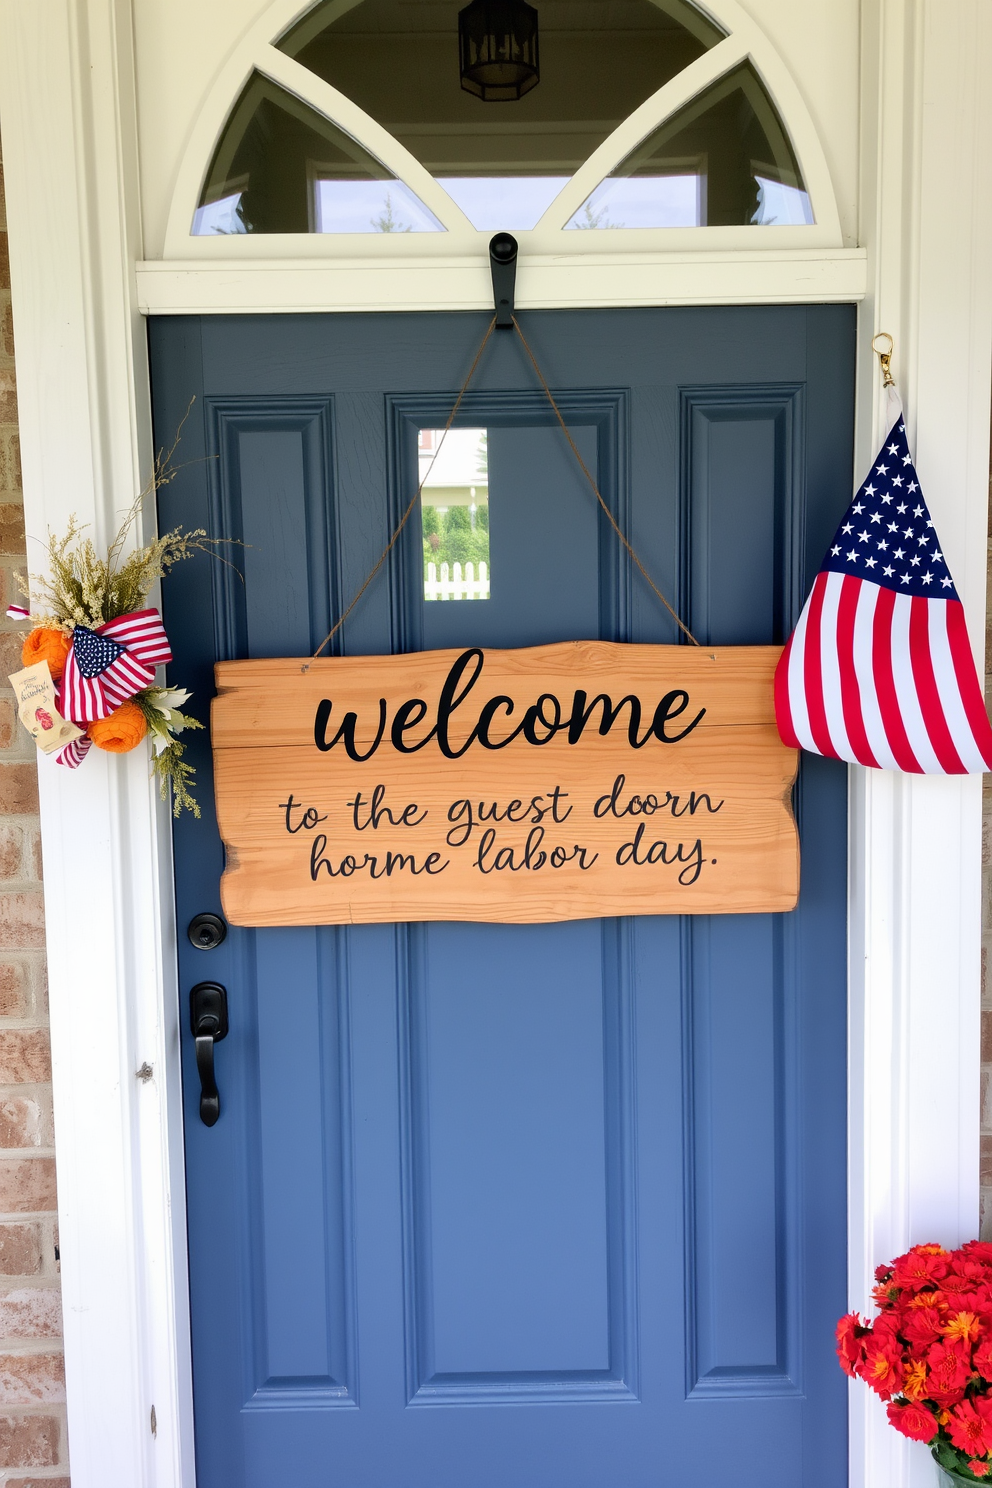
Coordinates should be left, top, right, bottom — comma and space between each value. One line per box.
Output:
0, 144, 69, 1486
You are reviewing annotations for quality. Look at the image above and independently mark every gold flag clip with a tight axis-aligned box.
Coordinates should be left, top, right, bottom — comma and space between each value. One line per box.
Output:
872, 331, 896, 388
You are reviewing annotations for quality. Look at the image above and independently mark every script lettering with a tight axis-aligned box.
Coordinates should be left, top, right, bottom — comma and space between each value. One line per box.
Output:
212, 641, 799, 925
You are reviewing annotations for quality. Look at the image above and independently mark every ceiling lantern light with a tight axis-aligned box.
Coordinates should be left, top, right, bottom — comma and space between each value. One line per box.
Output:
458, 0, 540, 102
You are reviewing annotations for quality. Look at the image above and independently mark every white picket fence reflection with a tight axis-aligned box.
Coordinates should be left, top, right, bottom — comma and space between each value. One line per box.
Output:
424, 561, 490, 601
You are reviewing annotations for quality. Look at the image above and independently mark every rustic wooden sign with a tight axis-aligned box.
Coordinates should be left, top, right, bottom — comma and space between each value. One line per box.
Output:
211, 642, 799, 926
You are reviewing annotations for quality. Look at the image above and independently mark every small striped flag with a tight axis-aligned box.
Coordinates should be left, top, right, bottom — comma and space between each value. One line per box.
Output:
56, 735, 92, 770
59, 608, 172, 726
775, 405, 992, 773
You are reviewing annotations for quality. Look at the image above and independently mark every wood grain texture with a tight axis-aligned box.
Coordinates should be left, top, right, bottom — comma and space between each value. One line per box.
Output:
212, 642, 799, 925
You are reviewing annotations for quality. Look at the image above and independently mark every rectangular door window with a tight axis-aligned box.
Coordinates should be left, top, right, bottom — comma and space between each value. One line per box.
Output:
419, 426, 490, 601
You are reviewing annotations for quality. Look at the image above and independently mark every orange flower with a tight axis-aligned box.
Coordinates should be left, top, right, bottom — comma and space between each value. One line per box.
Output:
87, 700, 147, 754
21, 627, 71, 682
969, 1463, 992, 1480
860, 1331, 903, 1399
908, 1289, 947, 1309
945, 1312, 983, 1345
903, 1358, 929, 1400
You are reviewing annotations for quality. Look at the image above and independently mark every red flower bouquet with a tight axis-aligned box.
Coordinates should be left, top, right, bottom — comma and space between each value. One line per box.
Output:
838, 1242, 992, 1483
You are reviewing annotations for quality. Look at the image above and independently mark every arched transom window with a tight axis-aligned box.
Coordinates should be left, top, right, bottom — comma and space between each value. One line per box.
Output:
185, 0, 837, 248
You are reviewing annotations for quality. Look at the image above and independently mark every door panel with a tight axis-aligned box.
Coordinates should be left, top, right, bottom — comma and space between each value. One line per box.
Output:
401, 918, 637, 1404
408, 921, 615, 1388
151, 307, 852, 1488
687, 914, 794, 1392
252, 926, 354, 1399
683, 387, 804, 645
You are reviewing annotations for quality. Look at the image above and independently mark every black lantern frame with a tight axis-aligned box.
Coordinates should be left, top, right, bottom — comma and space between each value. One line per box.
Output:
458, 0, 540, 102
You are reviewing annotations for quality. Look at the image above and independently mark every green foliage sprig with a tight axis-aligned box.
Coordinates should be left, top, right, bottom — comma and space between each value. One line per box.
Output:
135, 687, 205, 819
20, 510, 208, 630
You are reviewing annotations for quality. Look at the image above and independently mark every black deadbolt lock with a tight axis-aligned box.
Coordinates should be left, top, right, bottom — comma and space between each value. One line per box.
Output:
188, 912, 227, 951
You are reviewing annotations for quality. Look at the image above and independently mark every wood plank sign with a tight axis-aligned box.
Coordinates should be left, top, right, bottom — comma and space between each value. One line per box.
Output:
212, 642, 799, 926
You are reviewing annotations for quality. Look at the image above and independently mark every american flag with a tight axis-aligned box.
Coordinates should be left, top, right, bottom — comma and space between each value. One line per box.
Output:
60, 608, 172, 726
775, 410, 992, 773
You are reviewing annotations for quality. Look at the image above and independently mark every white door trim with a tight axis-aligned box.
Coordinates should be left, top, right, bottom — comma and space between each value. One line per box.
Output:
0, 3, 988, 1487
132, 249, 869, 316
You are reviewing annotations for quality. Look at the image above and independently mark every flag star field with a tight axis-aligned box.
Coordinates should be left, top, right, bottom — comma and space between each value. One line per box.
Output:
819, 419, 957, 599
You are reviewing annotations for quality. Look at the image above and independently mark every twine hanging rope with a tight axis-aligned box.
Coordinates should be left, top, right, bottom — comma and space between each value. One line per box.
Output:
511, 316, 699, 647
312, 314, 700, 658
312, 316, 497, 658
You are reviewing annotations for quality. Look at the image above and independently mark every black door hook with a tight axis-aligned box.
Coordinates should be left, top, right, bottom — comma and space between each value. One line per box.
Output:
190, 981, 229, 1127
489, 233, 518, 328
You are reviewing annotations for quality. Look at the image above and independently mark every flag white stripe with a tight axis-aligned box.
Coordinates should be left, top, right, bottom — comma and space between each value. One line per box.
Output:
817, 571, 852, 761
105, 645, 167, 665
927, 601, 989, 772
889, 593, 942, 772
101, 611, 171, 664
785, 589, 816, 752
850, 582, 900, 771
63, 662, 113, 722
105, 657, 153, 692
122, 635, 169, 654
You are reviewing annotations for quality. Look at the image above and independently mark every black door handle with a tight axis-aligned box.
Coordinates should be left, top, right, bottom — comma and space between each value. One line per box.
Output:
190, 982, 228, 1127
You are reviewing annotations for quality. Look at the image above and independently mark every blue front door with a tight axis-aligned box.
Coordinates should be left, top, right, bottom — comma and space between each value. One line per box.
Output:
151, 306, 852, 1488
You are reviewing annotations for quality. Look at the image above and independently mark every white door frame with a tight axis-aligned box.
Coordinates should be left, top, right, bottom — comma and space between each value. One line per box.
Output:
0, 3, 988, 1486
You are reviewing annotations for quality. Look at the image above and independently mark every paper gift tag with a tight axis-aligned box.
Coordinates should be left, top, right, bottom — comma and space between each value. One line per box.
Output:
8, 661, 84, 755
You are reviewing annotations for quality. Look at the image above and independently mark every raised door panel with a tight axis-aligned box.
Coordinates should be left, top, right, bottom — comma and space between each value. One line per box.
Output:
402, 920, 636, 1403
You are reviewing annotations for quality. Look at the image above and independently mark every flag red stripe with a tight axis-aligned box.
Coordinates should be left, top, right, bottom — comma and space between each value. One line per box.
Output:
908, 596, 964, 772
103, 656, 154, 694
945, 600, 992, 767
836, 575, 878, 768
871, 586, 921, 772
802, 573, 835, 758
100, 609, 171, 664
774, 635, 800, 748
